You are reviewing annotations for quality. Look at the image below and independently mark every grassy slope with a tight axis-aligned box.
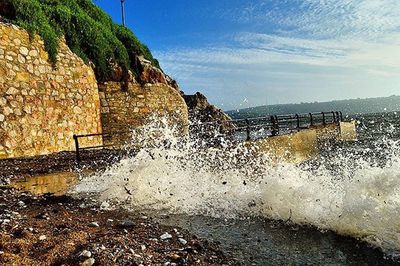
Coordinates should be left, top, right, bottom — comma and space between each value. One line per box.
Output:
0, 0, 160, 81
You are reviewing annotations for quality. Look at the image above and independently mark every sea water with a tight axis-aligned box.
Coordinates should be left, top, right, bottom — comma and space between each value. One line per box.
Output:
73, 112, 400, 264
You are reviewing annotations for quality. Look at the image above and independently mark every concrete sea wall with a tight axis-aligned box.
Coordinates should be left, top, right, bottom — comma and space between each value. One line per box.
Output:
249, 122, 357, 164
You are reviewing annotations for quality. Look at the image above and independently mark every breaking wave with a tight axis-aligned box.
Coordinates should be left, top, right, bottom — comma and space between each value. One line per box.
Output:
73, 116, 400, 256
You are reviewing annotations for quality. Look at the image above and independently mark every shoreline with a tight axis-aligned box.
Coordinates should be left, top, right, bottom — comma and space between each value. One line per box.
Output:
0, 150, 129, 184
0, 187, 233, 265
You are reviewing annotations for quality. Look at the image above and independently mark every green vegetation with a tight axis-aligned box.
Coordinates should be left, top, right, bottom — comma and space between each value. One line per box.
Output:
1, 0, 160, 81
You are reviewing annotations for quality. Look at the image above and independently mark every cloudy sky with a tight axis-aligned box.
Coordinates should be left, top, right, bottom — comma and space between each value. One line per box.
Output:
97, 0, 400, 110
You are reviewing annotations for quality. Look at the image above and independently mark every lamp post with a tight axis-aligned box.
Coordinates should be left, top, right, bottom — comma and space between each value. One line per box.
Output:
121, 0, 126, 26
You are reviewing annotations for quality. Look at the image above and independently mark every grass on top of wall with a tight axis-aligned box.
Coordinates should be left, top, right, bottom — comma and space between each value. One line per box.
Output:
2, 0, 160, 81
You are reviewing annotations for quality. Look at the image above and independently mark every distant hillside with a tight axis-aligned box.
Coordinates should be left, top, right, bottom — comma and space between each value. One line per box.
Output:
227, 95, 400, 119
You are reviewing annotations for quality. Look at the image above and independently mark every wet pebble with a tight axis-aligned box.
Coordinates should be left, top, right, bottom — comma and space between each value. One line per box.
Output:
35, 213, 49, 220
39, 235, 46, 241
118, 219, 135, 228
79, 250, 92, 258
171, 253, 182, 261
100, 201, 111, 210
178, 238, 187, 245
88, 222, 99, 228
160, 232, 173, 240
81, 258, 95, 266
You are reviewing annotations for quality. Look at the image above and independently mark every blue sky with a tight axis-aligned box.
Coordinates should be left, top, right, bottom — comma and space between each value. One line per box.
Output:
96, 0, 400, 110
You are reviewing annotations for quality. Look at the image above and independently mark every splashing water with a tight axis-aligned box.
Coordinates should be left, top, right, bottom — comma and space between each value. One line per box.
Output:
73, 115, 400, 256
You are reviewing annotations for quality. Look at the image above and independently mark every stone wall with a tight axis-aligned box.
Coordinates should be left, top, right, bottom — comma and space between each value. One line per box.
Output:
98, 82, 188, 144
0, 22, 102, 159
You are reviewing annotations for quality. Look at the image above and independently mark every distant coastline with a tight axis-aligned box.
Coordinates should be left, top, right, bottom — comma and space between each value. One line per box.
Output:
227, 95, 400, 119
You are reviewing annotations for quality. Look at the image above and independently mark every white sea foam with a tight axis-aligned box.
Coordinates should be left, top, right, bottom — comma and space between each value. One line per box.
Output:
73, 118, 400, 255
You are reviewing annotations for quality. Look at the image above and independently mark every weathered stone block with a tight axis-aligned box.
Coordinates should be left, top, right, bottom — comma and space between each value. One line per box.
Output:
15, 72, 29, 82
17, 54, 25, 64
19, 46, 28, 56
6, 87, 18, 95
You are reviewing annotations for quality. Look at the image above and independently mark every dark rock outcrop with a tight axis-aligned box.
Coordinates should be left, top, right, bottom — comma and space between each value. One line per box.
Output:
184, 92, 231, 122
183, 92, 234, 136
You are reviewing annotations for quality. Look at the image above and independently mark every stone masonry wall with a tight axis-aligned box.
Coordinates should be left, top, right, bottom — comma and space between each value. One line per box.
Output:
0, 22, 102, 159
98, 82, 188, 144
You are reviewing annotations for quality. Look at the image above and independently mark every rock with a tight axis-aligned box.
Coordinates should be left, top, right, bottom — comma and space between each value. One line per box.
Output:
178, 238, 188, 245
6, 87, 18, 95
88, 222, 99, 228
29, 50, 38, 57
0, 114, 4, 122
79, 250, 92, 258
118, 219, 135, 228
109, 61, 124, 82
19, 47, 29, 56
81, 258, 95, 266
160, 232, 173, 240
134, 55, 168, 85
3, 106, 13, 116
100, 201, 111, 210
171, 254, 182, 261
39, 235, 46, 241
0, 97, 6, 106
17, 54, 25, 64
183, 92, 234, 135
35, 212, 49, 220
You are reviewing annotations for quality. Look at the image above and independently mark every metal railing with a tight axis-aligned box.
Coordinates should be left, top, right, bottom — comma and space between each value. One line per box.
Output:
190, 111, 343, 141
73, 130, 133, 165
72, 111, 343, 164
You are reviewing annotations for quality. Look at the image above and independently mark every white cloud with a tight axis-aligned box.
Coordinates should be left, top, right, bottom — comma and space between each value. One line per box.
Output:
155, 0, 400, 110
236, 0, 400, 39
